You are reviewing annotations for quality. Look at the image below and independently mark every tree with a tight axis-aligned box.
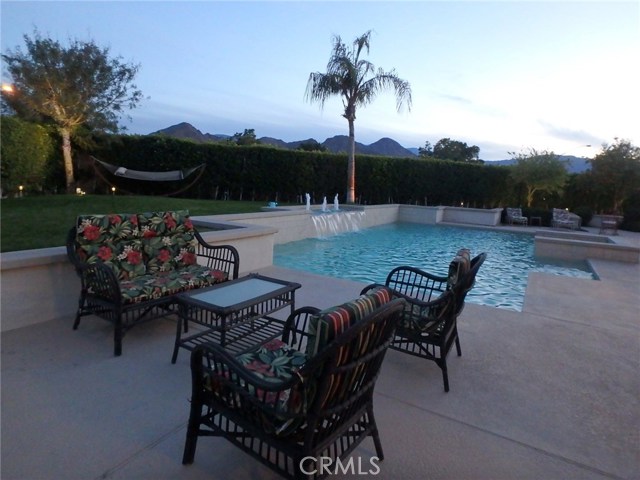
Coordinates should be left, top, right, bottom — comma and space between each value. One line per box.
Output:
230, 128, 259, 146
418, 141, 433, 157
432, 138, 480, 162
305, 30, 411, 203
509, 149, 568, 207
587, 138, 640, 213
1, 31, 142, 192
297, 140, 327, 152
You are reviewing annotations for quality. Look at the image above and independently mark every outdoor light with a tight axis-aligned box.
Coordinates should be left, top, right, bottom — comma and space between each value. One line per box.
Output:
18, 185, 24, 198
1, 83, 14, 93
111, 186, 116, 195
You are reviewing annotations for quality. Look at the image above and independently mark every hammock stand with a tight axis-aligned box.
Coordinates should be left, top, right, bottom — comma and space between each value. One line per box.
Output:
91, 157, 206, 196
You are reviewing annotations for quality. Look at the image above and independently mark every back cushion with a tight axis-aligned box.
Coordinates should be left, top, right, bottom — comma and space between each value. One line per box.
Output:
447, 248, 471, 288
305, 287, 392, 357
76, 213, 145, 280
138, 210, 197, 272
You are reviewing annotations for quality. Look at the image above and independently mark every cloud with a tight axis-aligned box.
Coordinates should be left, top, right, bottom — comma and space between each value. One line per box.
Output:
538, 120, 601, 148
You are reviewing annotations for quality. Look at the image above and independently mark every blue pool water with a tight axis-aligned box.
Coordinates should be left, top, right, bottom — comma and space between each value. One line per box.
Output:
273, 223, 595, 311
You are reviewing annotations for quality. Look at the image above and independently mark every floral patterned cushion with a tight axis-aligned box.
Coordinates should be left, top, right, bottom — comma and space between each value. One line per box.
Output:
305, 287, 393, 357
76, 214, 146, 280
118, 264, 228, 304
206, 339, 311, 437
399, 292, 452, 332
137, 210, 198, 273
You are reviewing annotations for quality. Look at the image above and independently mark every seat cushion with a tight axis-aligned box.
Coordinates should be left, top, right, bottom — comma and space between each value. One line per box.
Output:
207, 338, 311, 437
119, 264, 228, 304
76, 214, 146, 280
305, 287, 392, 357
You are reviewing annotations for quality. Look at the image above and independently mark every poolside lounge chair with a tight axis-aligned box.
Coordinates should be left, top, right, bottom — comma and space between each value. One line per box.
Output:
506, 208, 528, 226
599, 215, 621, 235
182, 289, 405, 479
552, 208, 581, 230
361, 250, 487, 392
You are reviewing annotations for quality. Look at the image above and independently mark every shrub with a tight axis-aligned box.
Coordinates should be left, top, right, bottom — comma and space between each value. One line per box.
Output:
572, 206, 593, 227
1, 116, 56, 195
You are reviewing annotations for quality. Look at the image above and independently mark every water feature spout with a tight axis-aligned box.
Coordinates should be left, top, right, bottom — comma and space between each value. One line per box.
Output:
321, 197, 328, 212
334, 194, 339, 211
305, 193, 311, 211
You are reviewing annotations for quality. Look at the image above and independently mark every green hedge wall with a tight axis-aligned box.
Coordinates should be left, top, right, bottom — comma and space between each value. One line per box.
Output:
88, 134, 510, 207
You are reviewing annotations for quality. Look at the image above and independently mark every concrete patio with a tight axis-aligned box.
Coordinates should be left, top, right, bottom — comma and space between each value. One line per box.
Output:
2, 230, 639, 479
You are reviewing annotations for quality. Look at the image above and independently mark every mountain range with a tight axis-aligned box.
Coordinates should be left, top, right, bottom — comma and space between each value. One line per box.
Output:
151, 122, 417, 157
150, 122, 591, 172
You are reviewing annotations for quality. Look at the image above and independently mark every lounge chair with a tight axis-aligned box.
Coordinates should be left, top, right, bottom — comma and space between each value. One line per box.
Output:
552, 208, 581, 230
506, 207, 528, 226
599, 215, 621, 235
182, 288, 405, 479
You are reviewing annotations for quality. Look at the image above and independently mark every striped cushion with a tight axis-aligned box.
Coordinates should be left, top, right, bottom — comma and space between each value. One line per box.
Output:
305, 287, 392, 357
447, 248, 471, 288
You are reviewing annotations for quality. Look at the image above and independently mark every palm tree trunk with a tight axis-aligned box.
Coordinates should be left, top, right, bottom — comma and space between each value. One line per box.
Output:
60, 127, 75, 193
347, 118, 356, 204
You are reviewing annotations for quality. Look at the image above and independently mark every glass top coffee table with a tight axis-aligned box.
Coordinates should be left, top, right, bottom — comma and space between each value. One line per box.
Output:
171, 273, 301, 363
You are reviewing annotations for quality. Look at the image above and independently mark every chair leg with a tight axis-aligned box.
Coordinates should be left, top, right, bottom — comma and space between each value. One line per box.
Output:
182, 403, 201, 464
114, 320, 123, 357
73, 292, 86, 330
368, 406, 385, 460
441, 364, 450, 393
455, 336, 462, 357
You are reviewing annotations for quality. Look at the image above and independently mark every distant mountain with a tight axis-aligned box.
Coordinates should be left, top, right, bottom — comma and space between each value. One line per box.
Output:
151, 122, 229, 143
150, 123, 416, 158
487, 156, 591, 173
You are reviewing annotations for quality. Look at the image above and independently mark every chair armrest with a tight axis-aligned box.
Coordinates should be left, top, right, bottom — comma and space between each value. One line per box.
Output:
78, 262, 123, 305
67, 227, 122, 303
281, 306, 321, 351
194, 230, 240, 280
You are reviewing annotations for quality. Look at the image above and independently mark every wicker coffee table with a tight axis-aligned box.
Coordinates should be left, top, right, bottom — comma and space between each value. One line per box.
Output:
171, 273, 301, 363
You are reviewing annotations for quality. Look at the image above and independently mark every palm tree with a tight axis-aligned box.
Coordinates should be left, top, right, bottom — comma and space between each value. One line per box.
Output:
305, 30, 412, 204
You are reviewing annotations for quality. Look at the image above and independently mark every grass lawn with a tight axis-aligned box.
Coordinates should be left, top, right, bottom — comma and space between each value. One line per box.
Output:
0, 194, 269, 252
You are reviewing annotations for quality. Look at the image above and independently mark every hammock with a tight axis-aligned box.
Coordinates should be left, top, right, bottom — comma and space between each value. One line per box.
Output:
91, 157, 206, 196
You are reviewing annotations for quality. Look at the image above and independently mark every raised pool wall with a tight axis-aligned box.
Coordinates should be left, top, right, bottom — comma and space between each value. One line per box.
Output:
1, 205, 637, 332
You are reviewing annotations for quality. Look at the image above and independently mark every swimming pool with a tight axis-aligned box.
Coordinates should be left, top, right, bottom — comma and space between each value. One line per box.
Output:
273, 223, 595, 311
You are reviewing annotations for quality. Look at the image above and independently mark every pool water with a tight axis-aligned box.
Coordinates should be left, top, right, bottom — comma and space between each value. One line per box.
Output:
273, 223, 595, 311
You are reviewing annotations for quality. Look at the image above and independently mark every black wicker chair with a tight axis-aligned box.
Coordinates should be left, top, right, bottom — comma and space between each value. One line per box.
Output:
362, 251, 487, 392
182, 289, 405, 479
66, 213, 239, 356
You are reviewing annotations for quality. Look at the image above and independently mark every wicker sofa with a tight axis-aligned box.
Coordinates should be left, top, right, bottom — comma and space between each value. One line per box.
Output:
182, 288, 405, 479
66, 210, 239, 356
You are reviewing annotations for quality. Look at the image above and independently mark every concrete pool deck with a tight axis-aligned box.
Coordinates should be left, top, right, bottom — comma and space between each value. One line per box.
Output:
2, 228, 639, 479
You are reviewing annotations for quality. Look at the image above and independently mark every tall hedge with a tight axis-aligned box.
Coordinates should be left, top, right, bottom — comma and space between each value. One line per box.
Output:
86, 134, 510, 206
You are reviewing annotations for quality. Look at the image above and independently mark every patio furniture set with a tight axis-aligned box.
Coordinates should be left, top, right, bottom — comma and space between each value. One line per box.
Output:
67, 210, 486, 479
506, 207, 586, 231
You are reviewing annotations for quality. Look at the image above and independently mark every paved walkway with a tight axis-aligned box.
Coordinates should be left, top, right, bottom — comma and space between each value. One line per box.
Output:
1, 245, 638, 479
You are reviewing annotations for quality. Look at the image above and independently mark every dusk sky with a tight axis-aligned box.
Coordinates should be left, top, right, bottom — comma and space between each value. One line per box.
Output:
2, 1, 638, 160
